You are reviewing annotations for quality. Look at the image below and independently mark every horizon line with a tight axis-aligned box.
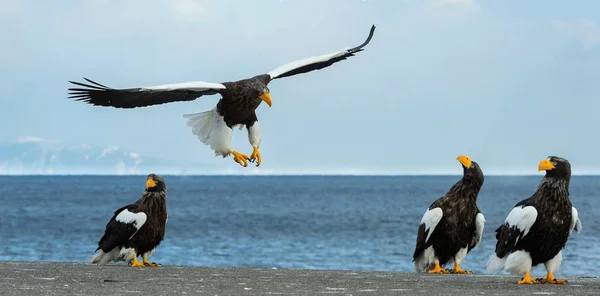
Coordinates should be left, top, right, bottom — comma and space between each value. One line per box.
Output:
1, 173, 599, 177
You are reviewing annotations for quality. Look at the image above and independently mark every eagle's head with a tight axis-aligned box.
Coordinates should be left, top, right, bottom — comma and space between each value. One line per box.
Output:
538, 156, 571, 180
145, 174, 166, 192
456, 155, 484, 183
257, 86, 272, 107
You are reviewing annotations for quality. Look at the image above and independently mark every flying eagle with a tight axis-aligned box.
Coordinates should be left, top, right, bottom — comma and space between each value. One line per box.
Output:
68, 25, 376, 167
487, 156, 582, 284
413, 155, 485, 274
91, 174, 168, 267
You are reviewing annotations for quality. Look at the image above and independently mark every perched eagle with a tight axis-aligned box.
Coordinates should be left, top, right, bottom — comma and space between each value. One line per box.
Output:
413, 155, 485, 274
68, 25, 376, 167
91, 174, 168, 267
487, 156, 582, 284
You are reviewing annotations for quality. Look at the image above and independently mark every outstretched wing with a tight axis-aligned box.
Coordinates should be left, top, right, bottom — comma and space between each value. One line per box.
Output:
265, 25, 376, 80
493, 203, 538, 258
413, 206, 443, 260
96, 204, 148, 253
68, 77, 226, 109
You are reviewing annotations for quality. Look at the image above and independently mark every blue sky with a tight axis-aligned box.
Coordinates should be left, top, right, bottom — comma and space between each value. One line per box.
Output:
1, 0, 599, 175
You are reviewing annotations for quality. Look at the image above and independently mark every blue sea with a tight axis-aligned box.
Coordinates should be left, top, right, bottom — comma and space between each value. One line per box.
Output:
0, 175, 598, 276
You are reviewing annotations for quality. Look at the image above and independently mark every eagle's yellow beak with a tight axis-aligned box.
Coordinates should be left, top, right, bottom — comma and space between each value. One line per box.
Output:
260, 93, 272, 107
146, 178, 157, 188
538, 159, 556, 172
456, 155, 472, 168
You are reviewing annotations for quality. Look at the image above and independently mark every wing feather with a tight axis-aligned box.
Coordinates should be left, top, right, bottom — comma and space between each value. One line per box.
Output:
493, 205, 538, 258
96, 205, 147, 252
266, 25, 376, 80
421, 207, 443, 243
470, 212, 485, 250
570, 206, 582, 234
412, 207, 443, 261
68, 78, 226, 109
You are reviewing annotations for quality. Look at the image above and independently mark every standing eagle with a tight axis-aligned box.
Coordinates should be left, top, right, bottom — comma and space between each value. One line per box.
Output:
91, 174, 168, 267
67, 25, 376, 167
413, 155, 485, 274
487, 156, 582, 284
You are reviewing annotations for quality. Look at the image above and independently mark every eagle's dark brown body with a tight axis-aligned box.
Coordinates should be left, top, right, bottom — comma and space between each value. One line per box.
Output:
415, 182, 483, 264
91, 174, 168, 266
119, 192, 168, 256
67, 25, 376, 167
492, 157, 574, 267
487, 156, 582, 285
494, 183, 572, 266
217, 75, 271, 128
413, 157, 485, 273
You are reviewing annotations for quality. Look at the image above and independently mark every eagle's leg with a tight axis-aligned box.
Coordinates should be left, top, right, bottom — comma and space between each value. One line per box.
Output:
246, 120, 262, 167
540, 272, 567, 285
449, 248, 471, 274
539, 251, 566, 284
449, 262, 471, 274
129, 255, 144, 267
517, 272, 539, 284
427, 263, 448, 274
232, 151, 249, 167
142, 255, 161, 267
249, 146, 261, 167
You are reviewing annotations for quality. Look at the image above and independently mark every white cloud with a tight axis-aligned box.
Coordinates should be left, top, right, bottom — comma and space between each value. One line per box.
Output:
172, 0, 207, 20
417, 0, 480, 23
115, 161, 126, 175
68, 144, 92, 151
553, 19, 600, 50
15, 136, 51, 143
128, 152, 143, 166
433, 0, 479, 9
99, 146, 120, 158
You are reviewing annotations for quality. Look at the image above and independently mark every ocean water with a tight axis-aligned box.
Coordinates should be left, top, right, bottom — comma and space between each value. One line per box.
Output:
0, 175, 598, 276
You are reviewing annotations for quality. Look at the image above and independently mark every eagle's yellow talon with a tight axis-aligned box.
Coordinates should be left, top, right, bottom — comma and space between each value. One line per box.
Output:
540, 272, 567, 285
142, 256, 160, 267
518, 272, 539, 284
232, 150, 249, 167
427, 263, 448, 274
449, 263, 471, 274
129, 256, 144, 267
249, 146, 261, 167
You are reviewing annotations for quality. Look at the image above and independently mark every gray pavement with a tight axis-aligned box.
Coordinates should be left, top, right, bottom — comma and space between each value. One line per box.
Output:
0, 261, 598, 296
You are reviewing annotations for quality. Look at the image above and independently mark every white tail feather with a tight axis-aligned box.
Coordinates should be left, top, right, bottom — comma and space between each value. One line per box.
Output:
119, 248, 136, 262
414, 246, 436, 273
183, 108, 234, 157
504, 250, 532, 275
90, 247, 120, 265
486, 253, 507, 272
414, 253, 426, 272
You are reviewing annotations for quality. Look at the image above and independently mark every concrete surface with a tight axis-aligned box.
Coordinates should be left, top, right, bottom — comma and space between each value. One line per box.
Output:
0, 261, 598, 296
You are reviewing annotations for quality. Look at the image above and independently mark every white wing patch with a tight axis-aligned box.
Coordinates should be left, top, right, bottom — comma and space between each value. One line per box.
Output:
115, 209, 147, 239
570, 207, 582, 234
140, 81, 226, 91
504, 205, 538, 243
267, 49, 349, 79
473, 213, 485, 248
420, 207, 443, 243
